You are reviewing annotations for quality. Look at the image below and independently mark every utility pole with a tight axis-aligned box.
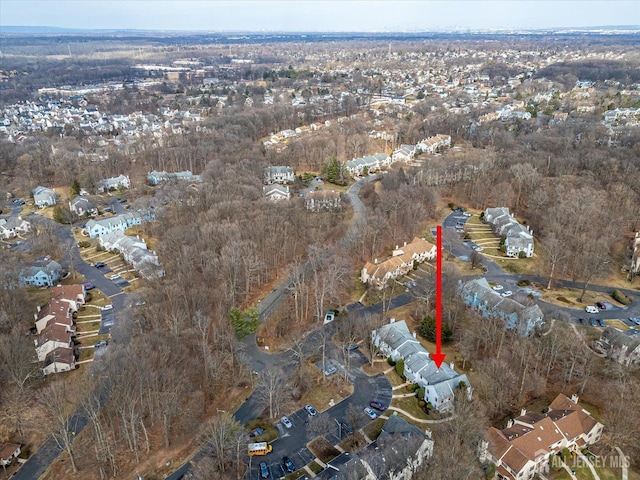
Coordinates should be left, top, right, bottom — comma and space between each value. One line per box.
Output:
335, 419, 342, 438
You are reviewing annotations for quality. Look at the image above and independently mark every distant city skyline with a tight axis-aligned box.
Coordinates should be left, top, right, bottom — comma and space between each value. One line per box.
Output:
1, 0, 638, 32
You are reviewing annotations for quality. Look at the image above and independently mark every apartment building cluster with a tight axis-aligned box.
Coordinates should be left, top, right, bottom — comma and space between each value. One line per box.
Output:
33, 284, 86, 376
484, 207, 535, 258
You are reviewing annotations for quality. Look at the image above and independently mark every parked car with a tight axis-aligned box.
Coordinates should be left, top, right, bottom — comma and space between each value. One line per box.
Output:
598, 319, 606, 327
259, 461, 270, 479
324, 366, 337, 376
492, 284, 504, 291
95, 340, 108, 348
595, 301, 606, 310
108, 274, 121, 280
83, 282, 95, 291
94, 261, 106, 268
345, 343, 359, 351
474, 246, 484, 252
101, 304, 113, 311
341, 422, 353, 435
304, 404, 317, 416
463, 212, 472, 217
585, 306, 599, 314
577, 318, 585, 325
281, 416, 293, 429
282, 456, 295, 473
369, 401, 385, 411
590, 318, 598, 327
501, 291, 513, 297
364, 407, 377, 419
630, 317, 640, 325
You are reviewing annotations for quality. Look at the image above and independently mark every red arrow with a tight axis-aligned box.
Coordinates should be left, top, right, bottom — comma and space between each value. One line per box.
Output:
432, 225, 446, 369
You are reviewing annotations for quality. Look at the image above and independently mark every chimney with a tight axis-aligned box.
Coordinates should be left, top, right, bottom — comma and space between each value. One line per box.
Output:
390, 318, 396, 323
521, 408, 527, 417
395, 245, 399, 250
413, 331, 417, 338
404, 241, 407, 246
507, 419, 514, 428
450, 362, 455, 370
570, 394, 579, 404
374, 258, 378, 264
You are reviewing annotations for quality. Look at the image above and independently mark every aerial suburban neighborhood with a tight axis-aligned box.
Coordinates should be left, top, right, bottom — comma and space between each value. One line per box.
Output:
0, 5, 639, 480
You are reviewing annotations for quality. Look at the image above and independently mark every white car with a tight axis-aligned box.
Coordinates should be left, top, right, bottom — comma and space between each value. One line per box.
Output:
281, 416, 293, 429
108, 273, 121, 280
492, 285, 504, 291
501, 291, 513, 298
463, 212, 472, 217
364, 407, 378, 420
324, 366, 337, 376
101, 304, 113, 311
474, 246, 484, 252
585, 306, 599, 314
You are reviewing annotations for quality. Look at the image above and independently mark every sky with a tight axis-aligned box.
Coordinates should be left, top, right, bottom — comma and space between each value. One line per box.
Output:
1, 0, 638, 32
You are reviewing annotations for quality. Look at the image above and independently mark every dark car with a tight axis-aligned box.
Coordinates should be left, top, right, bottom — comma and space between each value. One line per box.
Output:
345, 343, 359, 351
341, 422, 353, 435
95, 261, 106, 268
590, 318, 598, 327
83, 282, 95, 291
598, 319, 606, 327
595, 301, 606, 310
370, 401, 385, 411
259, 461, 269, 479
577, 318, 585, 325
282, 456, 295, 473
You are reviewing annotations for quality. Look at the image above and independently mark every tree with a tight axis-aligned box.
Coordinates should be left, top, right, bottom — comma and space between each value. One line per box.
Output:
324, 157, 348, 185
306, 414, 335, 439
70, 178, 81, 197
38, 382, 80, 473
255, 368, 288, 419
199, 413, 246, 473
419, 315, 453, 343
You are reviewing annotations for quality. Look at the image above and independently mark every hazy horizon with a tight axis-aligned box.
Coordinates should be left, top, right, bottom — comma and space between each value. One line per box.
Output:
1, 1, 638, 33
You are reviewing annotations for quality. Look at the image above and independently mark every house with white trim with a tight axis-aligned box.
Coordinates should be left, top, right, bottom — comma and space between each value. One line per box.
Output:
20, 260, 63, 287
32, 186, 57, 207
263, 184, 291, 201
485, 207, 534, 258
264, 166, 295, 184
372, 319, 470, 412
97, 174, 130, 192
0, 216, 31, 239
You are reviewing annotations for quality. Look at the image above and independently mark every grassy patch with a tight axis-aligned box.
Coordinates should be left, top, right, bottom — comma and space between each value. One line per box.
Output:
390, 396, 430, 420
308, 461, 323, 474
361, 362, 390, 377
307, 437, 340, 464
246, 419, 279, 443
384, 368, 406, 387
606, 319, 630, 330
337, 432, 367, 453
362, 418, 385, 441
284, 470, 309, 480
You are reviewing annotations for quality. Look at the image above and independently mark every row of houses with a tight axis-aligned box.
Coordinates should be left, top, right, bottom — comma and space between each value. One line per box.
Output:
99, 230, 164, 279
147, 169, 202, 185
632, 231, 640, 275
481, 394, 603, 480
361, 237, 436, 289
594, 327, 640, 367
345, 153, 391, 176
458, 278, 544, 336
97, 174, 130, 193
484, 207, 535, 258
262, 185, 342, 212
85, 208, 155, 238
33, 284, 86, 376
372, 319, 470, 412
264, 166, 295, 184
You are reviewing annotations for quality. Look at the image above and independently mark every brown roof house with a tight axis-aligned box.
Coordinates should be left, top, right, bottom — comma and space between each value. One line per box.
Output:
35, 322, 75, 362
0, 443, 21, 466
34, 299, 74, 334
42, 346, 76, 376
479, 394, 603, 480
362, 237, 436, 289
